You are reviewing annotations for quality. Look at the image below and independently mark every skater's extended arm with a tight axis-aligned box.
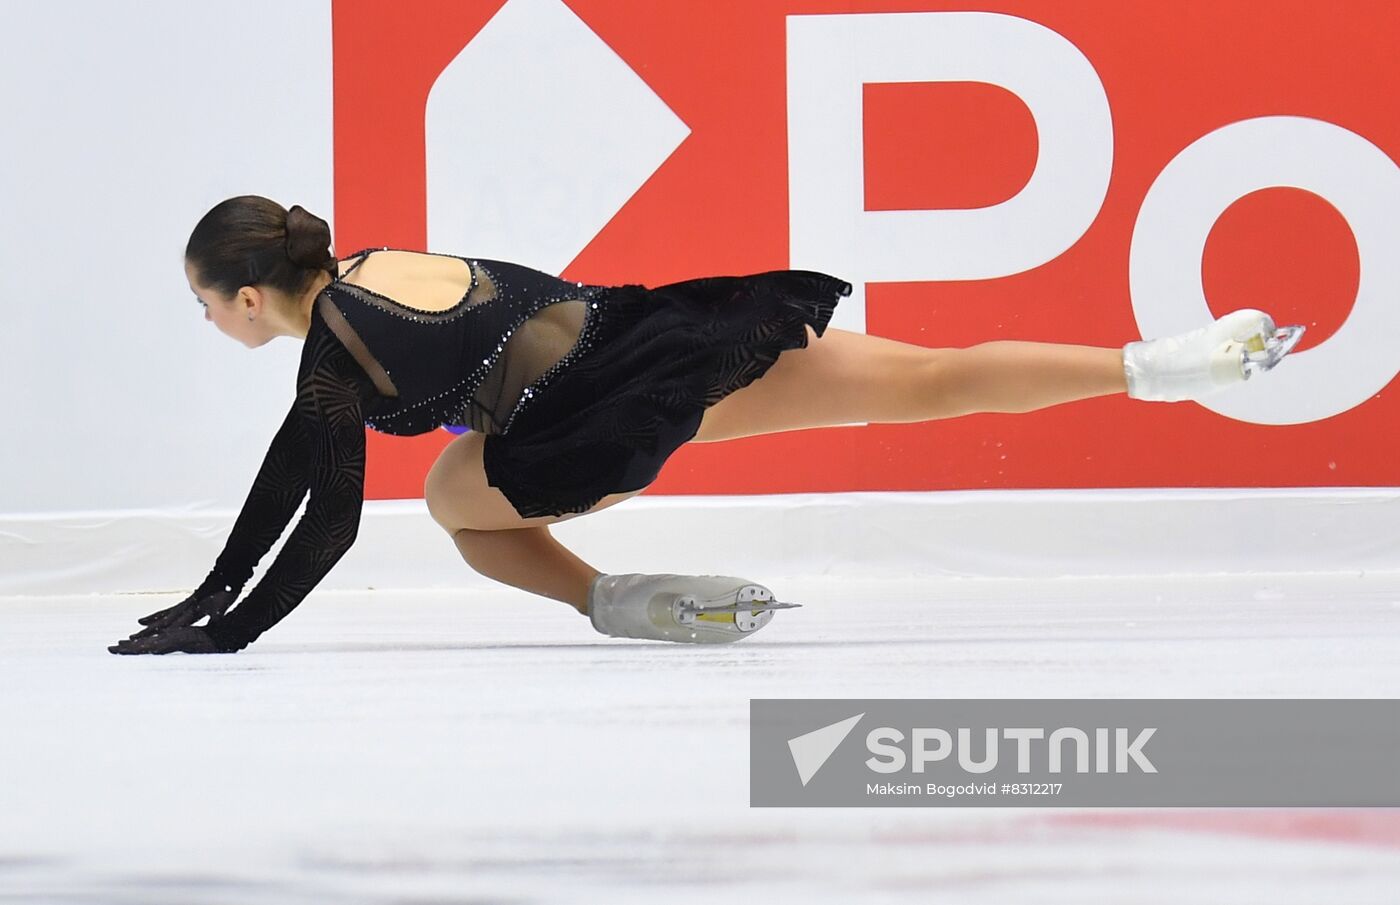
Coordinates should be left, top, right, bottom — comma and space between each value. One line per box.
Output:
198, 324, 370, 653
117, 400, 314, 645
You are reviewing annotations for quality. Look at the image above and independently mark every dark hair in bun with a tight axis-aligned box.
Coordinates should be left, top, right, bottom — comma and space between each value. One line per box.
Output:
186, 195, 336, 301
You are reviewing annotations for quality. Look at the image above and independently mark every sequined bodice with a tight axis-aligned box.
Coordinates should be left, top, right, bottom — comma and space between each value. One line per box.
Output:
319, 246, 608, 437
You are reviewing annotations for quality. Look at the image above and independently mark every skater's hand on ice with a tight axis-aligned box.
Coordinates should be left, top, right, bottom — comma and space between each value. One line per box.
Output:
108, 625, 221, 655
125, 587, 238, 641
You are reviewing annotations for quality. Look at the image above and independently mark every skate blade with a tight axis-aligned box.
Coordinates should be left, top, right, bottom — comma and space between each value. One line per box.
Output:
1242, 325, 1304, 377
685, 600, 802, 615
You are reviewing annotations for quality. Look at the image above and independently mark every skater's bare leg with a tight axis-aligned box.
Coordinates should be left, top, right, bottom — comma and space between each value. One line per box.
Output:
692, 326, 1129, 443
929, 341, 1128, 416
424, 429, 649, 615
427, 314, 1292, 643
451, 525, 599, 615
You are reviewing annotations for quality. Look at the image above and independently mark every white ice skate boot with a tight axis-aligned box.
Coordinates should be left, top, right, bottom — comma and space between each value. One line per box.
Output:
1122, 308, 1305, 402
586, 572, 801, 643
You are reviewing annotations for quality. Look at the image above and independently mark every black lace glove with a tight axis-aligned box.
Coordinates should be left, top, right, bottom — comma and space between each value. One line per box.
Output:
108, 625, 222, 655
108, 586, 239, 654
124, 586, 239, 641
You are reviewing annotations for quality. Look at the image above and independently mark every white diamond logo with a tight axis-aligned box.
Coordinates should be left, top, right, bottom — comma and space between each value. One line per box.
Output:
426, 0, 690, 273
788, 713, 864, 787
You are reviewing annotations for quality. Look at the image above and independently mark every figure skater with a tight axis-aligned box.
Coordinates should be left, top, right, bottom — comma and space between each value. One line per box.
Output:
109, 196, 1303, 654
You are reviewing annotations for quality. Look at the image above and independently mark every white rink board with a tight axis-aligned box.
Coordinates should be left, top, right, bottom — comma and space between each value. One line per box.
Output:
6, 488, 1400, 596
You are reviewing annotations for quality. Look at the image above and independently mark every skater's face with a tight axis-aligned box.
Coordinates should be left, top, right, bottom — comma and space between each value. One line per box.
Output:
185, 259, 275, 349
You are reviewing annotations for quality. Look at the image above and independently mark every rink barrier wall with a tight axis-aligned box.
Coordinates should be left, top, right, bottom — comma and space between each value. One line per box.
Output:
2, 488, 1398, 597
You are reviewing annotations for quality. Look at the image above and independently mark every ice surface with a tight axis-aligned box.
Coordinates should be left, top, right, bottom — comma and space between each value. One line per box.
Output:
3, 573, 1398, 903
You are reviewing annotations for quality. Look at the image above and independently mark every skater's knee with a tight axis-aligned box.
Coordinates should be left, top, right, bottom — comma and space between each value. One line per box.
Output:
424, 431, 539, 532
900, 346, 979, 421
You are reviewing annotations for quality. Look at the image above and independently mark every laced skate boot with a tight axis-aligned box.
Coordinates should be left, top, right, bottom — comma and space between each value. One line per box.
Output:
586, 572, 801, 643
1122, 308, 1305, 402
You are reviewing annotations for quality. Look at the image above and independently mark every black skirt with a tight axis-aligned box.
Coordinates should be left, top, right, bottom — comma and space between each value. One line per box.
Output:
481, 269, 852, 519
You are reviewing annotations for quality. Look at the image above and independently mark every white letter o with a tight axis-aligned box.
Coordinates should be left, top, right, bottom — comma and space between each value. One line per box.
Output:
1129, 116, 1400, 425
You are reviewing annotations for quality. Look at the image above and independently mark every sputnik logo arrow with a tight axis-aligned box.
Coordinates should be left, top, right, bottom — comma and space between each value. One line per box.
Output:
787, 713, 864, 787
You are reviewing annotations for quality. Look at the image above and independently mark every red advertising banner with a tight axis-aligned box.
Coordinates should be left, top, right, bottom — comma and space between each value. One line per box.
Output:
331, 0, 1400, 500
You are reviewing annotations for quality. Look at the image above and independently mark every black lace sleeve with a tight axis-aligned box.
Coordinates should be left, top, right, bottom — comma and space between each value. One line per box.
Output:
192, 400, 312, 599
201, 316, 369, 653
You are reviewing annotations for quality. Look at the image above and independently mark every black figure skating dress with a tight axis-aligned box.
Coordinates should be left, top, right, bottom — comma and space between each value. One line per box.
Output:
198, 247, 851, 652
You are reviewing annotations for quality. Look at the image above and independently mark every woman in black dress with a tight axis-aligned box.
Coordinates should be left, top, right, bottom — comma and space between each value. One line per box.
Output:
110, 196, 1301, 654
